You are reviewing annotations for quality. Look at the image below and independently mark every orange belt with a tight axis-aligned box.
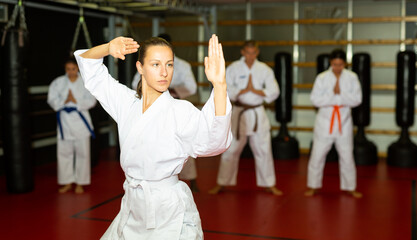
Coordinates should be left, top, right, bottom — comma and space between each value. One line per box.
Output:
329, 105, 342, 134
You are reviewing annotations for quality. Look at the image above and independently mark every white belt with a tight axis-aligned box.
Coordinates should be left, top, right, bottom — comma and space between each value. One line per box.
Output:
117, 175, 179, 237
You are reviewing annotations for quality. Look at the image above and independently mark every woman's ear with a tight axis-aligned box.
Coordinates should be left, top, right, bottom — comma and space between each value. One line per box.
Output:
136, 61, 144, 75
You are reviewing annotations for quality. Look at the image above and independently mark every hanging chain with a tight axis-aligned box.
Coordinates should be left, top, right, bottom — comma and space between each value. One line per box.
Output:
18, 0, 27, 31
71, 20, 82, 51
81, 18, 92, 48
4, 3, 19, 30
123, 16, 140, 43
71, 8, 92, 54
2, 0, 27, 46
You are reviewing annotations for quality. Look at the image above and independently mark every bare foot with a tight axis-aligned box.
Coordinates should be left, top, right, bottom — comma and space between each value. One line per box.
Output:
75, 185, 84, 194
304, 188, 317, 197
265, 186, 283, 196
58, 184, 72, 193
208, 185, 223, 195
347, 190, 362, 198
190, 180, 200, 193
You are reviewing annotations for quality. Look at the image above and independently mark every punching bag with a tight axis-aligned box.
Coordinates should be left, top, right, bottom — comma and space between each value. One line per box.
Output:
387, 51, 417, 167
118, 52, 136, 87
352, 53, 378, 165
272, 52, 299, 160
0, 28, 34, 193
316, 53, 330, 74
310, 54, 338, 162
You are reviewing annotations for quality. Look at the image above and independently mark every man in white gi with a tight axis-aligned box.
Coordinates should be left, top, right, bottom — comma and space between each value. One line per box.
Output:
305, 49, 363, 198
47, 58, 97, 194
209, 40, 282, 195
131, 33, 200, 192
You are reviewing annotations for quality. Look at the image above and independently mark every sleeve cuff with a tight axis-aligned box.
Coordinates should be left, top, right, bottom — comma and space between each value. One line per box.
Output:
74, 50, 105, 79
74, 49, 107, 92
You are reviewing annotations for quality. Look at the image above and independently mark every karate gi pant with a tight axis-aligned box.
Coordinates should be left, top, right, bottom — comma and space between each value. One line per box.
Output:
217, 129, 276, 187
100, 176, 203, 240
57, 137, 91, 185
179, 157, 197, 180
307, 133, 357, 191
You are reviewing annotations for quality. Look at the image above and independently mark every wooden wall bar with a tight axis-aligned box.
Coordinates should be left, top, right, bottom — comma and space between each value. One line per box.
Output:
270, 126, 417, 137
191, 101, 414, 114
190, 61, 398, 68
292, 83, 399, 91
218, 16, 417, 25
172, 39, 417, 47
197, 82, 400, 91
130, 16, 417, 28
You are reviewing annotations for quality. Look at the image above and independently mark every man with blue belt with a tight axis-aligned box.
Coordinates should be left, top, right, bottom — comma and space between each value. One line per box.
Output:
47, 58, 96, 194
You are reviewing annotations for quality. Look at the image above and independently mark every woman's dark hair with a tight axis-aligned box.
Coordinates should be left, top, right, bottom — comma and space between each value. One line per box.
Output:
136, 37, 173, 99
330, 49, 346, 62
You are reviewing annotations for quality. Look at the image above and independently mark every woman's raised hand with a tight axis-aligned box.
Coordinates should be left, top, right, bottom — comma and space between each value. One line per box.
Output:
108, 37, 140, 60
204, 34, 226, 87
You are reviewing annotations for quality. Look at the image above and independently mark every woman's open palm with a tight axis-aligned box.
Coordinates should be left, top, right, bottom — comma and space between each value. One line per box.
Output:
204, 35, 226, 86
109, 37, 140, 60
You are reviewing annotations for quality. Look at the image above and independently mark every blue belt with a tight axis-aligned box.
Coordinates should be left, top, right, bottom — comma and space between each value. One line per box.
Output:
57, 107, 95, 140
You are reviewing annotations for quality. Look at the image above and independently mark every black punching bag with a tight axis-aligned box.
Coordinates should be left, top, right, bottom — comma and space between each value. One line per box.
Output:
310, 54, 338, 162
316, 53, 330, 74
387, 51, 417, 167
118, 52, 137, 87
352, 53, 378, 165
272, 52, 299, 160
0, 29, 34, 193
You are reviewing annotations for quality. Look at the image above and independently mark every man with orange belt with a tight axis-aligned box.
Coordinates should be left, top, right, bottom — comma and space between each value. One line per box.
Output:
305, 49, 363, 198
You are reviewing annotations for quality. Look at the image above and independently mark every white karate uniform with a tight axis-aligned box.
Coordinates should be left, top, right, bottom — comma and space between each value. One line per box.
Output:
216, 57, 280, 187
47, 74, 96, 185
74, 50, 232, 240
132, 55, 198, 181
308, 68, 362, 191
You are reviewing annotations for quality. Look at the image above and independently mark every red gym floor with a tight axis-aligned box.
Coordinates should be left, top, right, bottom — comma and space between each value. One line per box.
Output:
1, 147, 416, 240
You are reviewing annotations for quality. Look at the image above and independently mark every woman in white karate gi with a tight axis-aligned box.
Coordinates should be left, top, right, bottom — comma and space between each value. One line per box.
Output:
209, 40, 282, 195
131, 33, 200, 192
47, 58, 97, 194
305, 49, 362, 198
74, 34, 232, 239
